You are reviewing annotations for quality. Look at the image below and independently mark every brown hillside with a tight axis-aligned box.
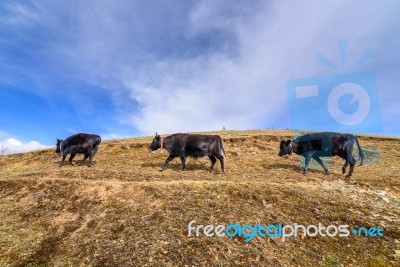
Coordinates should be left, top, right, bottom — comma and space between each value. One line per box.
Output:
0, 130, 399, 266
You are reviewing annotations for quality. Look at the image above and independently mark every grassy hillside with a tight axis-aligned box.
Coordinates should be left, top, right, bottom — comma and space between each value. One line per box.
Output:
0, 130, 399, 266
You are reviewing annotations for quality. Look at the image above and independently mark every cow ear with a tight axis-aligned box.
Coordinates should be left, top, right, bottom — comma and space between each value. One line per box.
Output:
57, 138, 60, 142
286, 139, 292, 145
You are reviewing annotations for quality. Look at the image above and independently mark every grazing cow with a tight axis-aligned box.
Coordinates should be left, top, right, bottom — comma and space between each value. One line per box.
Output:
149, 133, 225, 172
278, 132, 364, 177
55, 133, 101, 167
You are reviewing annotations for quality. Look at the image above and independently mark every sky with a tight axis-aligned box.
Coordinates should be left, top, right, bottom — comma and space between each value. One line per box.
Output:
0, 0, 399, 153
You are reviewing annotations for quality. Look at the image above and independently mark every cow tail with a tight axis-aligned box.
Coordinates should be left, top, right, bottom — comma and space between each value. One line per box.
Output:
218, 136, 226, 159
95, 136, 102, 149
354, 135, 364, 165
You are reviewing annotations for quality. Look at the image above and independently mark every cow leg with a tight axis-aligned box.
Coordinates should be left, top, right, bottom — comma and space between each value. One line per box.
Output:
342, 162, 348, 174
59, 153, 67, 167
344, 142, 355, 177
69, 152, 76, 165
346, 157, 356, 178
208, 155, 217, 172
79, 153, 90, 166
215, 154, 225, 173
161, 155, 175, 170
179, 153, 187, 171
87, 148, 98, 167
303, 152, 312, 174
312, 155, 329, 175
346, 164, 355, 178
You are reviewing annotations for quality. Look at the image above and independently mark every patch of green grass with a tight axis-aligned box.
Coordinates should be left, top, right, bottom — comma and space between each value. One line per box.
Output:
321, 255, 340, 267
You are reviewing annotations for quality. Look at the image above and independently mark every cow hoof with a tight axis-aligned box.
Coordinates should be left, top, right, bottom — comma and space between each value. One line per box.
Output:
324, 171, 330, 175
345, 174, 352, 178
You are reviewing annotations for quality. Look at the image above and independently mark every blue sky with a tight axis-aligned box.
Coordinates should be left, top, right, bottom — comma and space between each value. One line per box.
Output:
1, 0, 400, 153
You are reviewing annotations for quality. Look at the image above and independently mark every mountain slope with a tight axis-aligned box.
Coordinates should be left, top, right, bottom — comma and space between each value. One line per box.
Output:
0, 130, 399, 266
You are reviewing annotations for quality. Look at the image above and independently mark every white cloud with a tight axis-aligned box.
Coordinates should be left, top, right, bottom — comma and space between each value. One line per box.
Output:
120, 0, 400, 135
2, 138, 49, 155
100, 133, 129, 141
6, 138, 23, 147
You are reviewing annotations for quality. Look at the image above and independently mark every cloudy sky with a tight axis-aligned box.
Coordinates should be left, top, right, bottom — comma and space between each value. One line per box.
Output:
1, 0, 399, 153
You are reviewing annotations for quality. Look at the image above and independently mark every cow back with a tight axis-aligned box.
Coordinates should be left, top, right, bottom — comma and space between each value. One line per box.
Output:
294, 132, 350, 156
64, 133, 101, 150
166, 133, 223, 158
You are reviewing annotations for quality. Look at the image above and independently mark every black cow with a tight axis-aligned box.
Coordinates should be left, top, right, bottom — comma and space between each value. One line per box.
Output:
278, 132, 364, 177
55, 133, 101, 167
149, 133, 225, 172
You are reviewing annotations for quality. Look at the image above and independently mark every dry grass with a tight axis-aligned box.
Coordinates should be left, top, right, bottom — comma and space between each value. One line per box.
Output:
0, 130, 399, 266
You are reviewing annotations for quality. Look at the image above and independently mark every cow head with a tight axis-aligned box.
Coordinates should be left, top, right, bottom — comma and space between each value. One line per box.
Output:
55, 139, 63, 153
278, 139, 292, 156
149, 132, 161, 151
